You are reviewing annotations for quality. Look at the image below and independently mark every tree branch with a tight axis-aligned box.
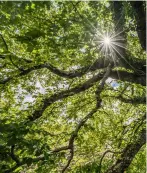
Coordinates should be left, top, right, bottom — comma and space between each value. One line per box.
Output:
1, 56, 145, 85
28, 70, 105, 121
0, 57, 110, 84
58, 64, 112, 172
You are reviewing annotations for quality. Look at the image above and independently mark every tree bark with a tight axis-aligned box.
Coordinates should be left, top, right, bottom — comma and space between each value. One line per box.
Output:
105, 128, 146, 173
130, 1, 146, 51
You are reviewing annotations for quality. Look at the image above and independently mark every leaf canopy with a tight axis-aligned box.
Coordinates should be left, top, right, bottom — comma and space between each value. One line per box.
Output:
0, 1, 146, 173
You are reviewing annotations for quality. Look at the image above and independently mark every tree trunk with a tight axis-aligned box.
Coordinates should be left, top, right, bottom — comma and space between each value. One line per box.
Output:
105, 129, 146, 173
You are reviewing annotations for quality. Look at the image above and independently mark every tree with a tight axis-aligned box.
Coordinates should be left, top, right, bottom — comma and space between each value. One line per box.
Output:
0, 1, 146, 173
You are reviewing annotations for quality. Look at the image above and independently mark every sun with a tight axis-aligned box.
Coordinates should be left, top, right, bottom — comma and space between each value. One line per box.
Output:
93, 29, 126, 59
104, 37, 111, 45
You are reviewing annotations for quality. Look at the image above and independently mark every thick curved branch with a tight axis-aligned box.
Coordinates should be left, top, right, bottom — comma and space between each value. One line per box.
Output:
105, 128, 146, 173
113, 1, 127, 60
28, 70, 105, 121
118, 95, 146, 104
1, 55, 145, 86
0, 57, 110, 84
19, 59, 109, 78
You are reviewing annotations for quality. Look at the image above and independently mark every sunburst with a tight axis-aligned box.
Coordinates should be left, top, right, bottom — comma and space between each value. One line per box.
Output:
94, 30, 126, 59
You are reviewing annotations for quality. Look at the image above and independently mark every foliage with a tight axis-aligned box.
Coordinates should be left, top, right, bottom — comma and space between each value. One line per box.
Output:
0, 1, 146, 173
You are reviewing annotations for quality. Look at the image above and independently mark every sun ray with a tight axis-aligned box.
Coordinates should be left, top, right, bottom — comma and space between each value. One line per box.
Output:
110, 29, 126, 39
111, 38, 126, 41
110, 44, 135, 70
111, 42, 127, 49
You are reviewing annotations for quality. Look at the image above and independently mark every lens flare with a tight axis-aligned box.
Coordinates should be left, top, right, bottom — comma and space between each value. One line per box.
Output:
104, 37, 111, 45
94, 30, 126, 59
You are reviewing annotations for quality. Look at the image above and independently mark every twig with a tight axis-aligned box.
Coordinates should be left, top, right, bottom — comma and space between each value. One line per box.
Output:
99, 150, 123, 173
0, 33, 8, 50
0, 33, 23, 71
61, 148, 74, 173
9, 145, 20, 165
